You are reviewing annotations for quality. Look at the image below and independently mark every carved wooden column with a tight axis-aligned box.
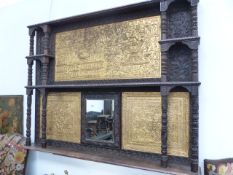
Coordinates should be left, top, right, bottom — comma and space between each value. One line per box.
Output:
161, 51, 168, 82
26, 29, 35, 146
191, 87, 199, 172
191, 5, 198, 36
192, 49, 198, 81
161, 86, 169, 167
160, 1, 169, 167
161, 10, 168, 82
191, 2, 199, 171
161, 11, 167, 40
41, 88, 48, 148
40, 25, 51, 148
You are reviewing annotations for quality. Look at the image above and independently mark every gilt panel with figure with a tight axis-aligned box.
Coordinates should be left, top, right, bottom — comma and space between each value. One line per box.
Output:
55, 16, 161, 81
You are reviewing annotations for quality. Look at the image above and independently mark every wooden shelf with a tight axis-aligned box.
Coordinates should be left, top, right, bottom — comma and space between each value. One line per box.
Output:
25, 145, 198, 175
25, 82, 201, 89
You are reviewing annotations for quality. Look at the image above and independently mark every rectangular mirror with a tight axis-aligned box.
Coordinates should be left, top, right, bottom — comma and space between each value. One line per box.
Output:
86, 99, 114, 142
81, 93, 120, 148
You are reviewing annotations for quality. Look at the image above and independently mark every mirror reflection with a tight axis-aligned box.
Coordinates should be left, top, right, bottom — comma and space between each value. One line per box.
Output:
85, 99, 114, 142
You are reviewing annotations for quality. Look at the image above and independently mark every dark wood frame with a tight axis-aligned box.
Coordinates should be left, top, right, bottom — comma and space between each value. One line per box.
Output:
25, 0, 200, 173
81, 92, 121, 148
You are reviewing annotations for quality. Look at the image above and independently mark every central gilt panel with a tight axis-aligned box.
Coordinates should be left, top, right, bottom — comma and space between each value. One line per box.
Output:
55, 16, 161, 81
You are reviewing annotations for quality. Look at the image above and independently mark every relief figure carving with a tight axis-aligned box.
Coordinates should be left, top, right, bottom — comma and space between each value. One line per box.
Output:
55, 16, 161, 81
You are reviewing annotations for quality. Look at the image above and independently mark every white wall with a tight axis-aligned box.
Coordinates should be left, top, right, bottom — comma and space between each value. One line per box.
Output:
0, 0, 233, 174
199, 0, 233, 165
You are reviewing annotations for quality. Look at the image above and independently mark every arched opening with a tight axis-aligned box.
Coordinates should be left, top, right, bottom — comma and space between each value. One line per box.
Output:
168, 43, 192, 81
167, 0, 192, 38
170, 86, 190, 92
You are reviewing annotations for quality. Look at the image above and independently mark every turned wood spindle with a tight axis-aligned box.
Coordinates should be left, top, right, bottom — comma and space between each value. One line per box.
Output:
161, 87, 168, 168
191, 91, 199, 172
40, 25, 51, 148
26, 29, 35, 146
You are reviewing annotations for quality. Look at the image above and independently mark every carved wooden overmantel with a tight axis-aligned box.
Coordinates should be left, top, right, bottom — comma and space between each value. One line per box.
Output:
25, 0, 200, 173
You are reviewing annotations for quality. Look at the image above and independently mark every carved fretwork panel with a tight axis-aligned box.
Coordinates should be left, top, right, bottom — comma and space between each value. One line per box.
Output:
40, 92, 81, 143
122, 92, 161, 154
55, 16, 161, 81
168, 92, 190, 157
167, 1, 192, 38
168, 44, 192, 81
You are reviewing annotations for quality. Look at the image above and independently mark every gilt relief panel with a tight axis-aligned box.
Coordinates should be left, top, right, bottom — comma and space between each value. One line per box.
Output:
168, 92, 190, 157
55, 16, 161, 81
122, 92, 161, 153
40, 92, 81, 143
122, 92, 189, 156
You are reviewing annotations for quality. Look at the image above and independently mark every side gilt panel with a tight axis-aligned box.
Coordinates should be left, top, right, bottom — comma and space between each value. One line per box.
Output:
40, 92, 81, 143
167, 92, 190, 157
122, 92, 161, 154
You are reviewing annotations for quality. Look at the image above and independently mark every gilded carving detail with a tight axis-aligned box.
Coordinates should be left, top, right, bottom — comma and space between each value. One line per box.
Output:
168, 92, 190, 157
122, 92, 161, 154
55, 16, 161, 81
40, 92, 81, 143
122, 92, 189, 156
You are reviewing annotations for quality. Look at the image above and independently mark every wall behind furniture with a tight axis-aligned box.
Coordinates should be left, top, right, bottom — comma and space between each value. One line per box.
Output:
0, 0, 233, 174
199, 0, 233, 166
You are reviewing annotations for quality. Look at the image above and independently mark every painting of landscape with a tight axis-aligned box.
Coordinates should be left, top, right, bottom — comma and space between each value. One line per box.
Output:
0, 95, 23, 134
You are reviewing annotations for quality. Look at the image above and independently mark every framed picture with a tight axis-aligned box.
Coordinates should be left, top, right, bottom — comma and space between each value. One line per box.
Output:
0, 95, 23, 134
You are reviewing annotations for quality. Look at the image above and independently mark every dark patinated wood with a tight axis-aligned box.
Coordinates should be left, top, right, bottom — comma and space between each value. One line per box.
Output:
25, 0, 200, 173
190, 87, 199, 172
40, 25, 52, 148
161, 51, 168, 82
81, 93, 121, 148
160, 86, 169, 167
25, 82, 200, 90
26, 28, 35, 146
192, 49, 198, 81
26, 87, 33, 146
40, 88, 47, 148
34, 29, 44, 144
159, 0, 200, 172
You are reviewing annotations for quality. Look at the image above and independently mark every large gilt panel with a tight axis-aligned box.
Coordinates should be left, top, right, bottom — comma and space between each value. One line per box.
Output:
40, 92, 81, 143
168, 92, 190, 157
122, 92, 161, 153
55, 16, 161, 81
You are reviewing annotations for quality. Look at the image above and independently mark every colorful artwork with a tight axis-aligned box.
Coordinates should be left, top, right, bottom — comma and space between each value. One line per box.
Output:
205, 159, 233, 175
0, 96, 23, 134
206, 163, 233, 175
0, 133, 27, 175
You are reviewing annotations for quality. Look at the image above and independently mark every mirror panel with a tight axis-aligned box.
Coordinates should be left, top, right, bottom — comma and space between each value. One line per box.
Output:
85, 99, 114, 142
81, 93, 120, 148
